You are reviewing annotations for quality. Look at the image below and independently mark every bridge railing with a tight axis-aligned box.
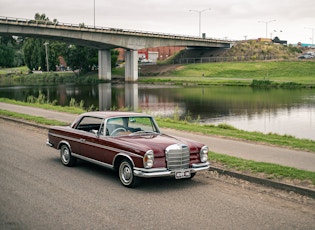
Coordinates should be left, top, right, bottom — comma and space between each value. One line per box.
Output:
172, 55, 296, 64
0, 16, 234, 44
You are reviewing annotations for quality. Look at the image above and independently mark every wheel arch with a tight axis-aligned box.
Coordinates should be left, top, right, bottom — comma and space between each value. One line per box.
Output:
57, 140, 71, 152
113, 153, 135, 172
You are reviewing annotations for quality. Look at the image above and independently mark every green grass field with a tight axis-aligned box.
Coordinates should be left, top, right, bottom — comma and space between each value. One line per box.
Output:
140, 61, 315, 87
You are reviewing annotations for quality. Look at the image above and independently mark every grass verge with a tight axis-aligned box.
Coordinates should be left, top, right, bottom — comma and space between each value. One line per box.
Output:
0, 109, 67, 126
156, 118, 315, 153
210, 152, 315, 185
0, 98, 85, 114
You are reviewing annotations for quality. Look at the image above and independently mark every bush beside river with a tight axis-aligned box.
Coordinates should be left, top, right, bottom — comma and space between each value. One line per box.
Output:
2, 61, 314, 88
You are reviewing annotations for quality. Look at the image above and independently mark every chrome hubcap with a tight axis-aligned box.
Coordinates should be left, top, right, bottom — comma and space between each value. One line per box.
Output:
62, 148, 70, 163
122, 166, 131, 181
120, 162, 133, 185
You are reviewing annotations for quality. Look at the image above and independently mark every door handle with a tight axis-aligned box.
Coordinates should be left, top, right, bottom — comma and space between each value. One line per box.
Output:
80, 138, 86, 142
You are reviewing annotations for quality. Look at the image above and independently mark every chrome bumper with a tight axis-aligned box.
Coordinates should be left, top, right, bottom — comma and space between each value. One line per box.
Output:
133, 162, 210, 178
46, 140, 53, 147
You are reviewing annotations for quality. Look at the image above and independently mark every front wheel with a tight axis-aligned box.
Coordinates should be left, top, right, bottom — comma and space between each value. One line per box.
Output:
60, 145, 76, 167
118, 159, 137, 188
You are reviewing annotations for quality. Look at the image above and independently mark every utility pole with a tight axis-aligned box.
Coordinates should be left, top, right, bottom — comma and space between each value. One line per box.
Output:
258, 20, 276, 39
189, 8, 211, 37
43, 42, 49, 72
305, 27, 314, 46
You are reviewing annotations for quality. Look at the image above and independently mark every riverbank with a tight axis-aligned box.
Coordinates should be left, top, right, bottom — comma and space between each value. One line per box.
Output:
139, 61, 315, 87
1, 61, 315, 87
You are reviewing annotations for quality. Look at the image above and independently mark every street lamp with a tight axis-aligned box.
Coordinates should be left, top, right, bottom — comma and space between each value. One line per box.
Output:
189, 8, 211, 37
305, 27, 314, 46
43, 42, 49, 72
258, 20, 276, 39
93, 0, 96, 28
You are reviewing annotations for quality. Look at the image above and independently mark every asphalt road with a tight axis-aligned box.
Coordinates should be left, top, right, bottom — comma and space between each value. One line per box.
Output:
1, 102, 315, 172
1, 120, 315, 229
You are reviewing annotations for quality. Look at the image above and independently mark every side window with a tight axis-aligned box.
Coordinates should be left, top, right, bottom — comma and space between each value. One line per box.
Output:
106, 118, 124, 136
76, 116, 103, 134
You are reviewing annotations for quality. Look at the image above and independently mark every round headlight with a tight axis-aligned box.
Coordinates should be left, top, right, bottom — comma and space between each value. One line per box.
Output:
143, 150, 154, 168
200, 146, 208, 162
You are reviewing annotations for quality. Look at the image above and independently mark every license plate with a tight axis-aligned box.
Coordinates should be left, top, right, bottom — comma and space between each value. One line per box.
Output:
175, 170, 191, 179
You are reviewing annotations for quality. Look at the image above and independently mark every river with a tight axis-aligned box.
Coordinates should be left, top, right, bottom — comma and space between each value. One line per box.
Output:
0, 83, 314, 140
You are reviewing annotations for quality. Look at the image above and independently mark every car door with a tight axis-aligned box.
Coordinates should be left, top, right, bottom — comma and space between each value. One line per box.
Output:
71, 116, 107, 162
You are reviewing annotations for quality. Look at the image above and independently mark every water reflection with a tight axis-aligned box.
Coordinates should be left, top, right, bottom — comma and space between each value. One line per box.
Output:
0, 83, 314, 140
98, 83, 139, 110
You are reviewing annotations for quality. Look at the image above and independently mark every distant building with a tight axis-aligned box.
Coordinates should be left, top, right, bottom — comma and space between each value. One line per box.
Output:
257, 38, 272, 43
297, 42, 315, 48
117, 46, 185, 62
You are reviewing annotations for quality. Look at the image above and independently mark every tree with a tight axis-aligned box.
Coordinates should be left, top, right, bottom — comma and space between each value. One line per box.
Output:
0, 44, 14, 68
64, 45, 97, 75
0, 36, 23, 67
111, 49, 119, 68
23, 38, 45, 71
65, 46, 119, 75
22, 13, 66, 71
20, 13, 119, 73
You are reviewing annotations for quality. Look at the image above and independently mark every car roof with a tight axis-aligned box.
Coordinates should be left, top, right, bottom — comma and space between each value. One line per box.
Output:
80, 111, 152, 119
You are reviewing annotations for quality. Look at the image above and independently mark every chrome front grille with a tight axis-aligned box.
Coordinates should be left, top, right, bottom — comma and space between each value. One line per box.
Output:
165, 143, 190, 170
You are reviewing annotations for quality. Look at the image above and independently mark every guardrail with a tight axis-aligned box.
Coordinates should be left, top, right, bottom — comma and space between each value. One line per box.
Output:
0, 16, 234, 44
172, 55, 299, 64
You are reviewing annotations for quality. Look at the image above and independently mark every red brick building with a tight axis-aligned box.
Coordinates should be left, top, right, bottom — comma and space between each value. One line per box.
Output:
117, 46, 185, 62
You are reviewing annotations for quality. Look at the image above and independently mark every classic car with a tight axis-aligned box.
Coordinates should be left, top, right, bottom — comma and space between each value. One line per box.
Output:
46, 111, 210, 188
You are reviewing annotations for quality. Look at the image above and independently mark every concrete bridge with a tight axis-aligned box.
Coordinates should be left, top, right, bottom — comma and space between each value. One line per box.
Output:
0, 16, 233, 81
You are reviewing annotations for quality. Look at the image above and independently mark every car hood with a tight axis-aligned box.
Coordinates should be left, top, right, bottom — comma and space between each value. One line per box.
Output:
113, 133, 202, 157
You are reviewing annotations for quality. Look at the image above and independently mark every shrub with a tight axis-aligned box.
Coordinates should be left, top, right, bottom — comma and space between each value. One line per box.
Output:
250, 79, 273, 88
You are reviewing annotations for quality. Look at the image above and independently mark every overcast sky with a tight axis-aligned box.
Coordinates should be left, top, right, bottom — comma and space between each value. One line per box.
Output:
1, 0, 314, 44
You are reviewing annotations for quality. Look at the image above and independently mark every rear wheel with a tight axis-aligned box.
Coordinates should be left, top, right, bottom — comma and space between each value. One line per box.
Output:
118, 159, 137, 188
60, 145, 76, 167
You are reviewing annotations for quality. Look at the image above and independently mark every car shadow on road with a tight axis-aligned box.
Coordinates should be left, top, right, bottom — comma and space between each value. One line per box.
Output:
47, 157, 209, 192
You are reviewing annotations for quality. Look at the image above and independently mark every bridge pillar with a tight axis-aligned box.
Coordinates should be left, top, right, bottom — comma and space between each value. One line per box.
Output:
125, 50, 138, 82
98, 49, 111, 80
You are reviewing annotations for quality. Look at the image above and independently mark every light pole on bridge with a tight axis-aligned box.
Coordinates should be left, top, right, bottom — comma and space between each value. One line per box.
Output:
305, 27, 314, 46
189, 8, 211, 37
93, 0, 96, 28
258, 19, 276, 39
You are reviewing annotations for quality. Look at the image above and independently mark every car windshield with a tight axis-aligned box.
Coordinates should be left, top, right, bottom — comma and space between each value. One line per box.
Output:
105, 116, 160, 136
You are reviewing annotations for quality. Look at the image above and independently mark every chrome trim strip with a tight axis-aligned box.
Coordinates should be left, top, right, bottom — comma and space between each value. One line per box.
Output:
134, 167, 168, 173
72, 152, 114, 170
192, 162, 210, 168
134, 162, 210, 178
190, 162, 210, 173
49, 132, 141, 158
113, 153, 136, 167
